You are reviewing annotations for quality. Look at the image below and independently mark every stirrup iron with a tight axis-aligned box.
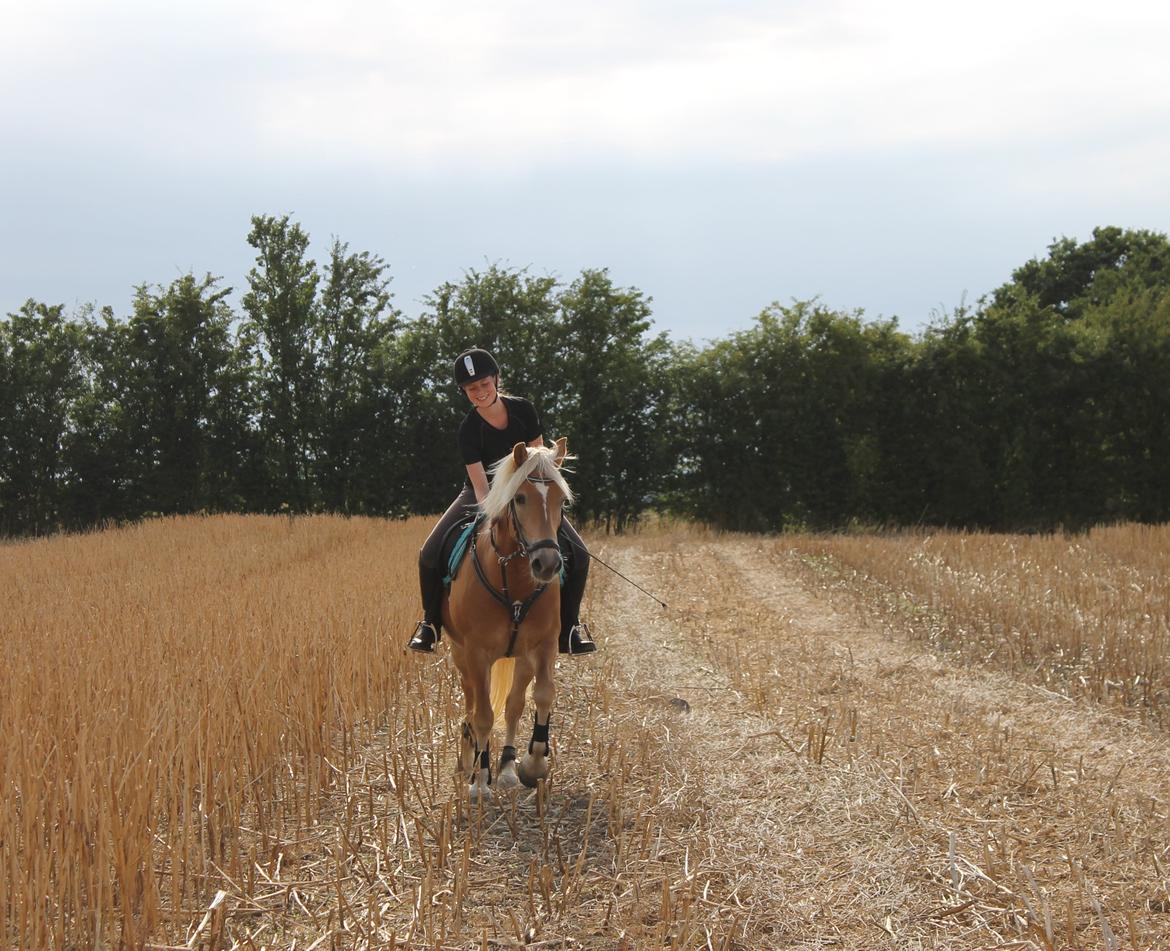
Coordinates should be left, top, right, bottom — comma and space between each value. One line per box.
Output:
560, 622, 596, 655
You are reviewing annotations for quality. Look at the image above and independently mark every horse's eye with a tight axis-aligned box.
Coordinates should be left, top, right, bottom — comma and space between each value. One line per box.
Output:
515, 495, 527, 505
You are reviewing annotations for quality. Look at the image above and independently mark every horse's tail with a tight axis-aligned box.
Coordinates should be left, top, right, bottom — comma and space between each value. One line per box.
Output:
489, 657, 515, 725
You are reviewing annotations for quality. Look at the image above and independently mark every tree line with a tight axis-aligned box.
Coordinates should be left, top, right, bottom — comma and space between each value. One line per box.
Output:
2, 220, 1167, 537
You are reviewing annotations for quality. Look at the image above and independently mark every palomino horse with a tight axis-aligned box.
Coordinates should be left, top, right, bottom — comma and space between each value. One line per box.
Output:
441, 437, 573, 801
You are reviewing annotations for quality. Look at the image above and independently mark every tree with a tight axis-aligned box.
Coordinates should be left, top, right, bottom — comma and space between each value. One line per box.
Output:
1071, 284, 1170, 522
555, 269, 671, 529
0, 302, 88, 534
414, 265, 563, 496
241, 214, 321, 511
122, 275, 254, 514
0, 321, 11, 528
425, 265, 560, 398
970, 228, 1170, 528
901, 312, 1000, 526
994, 226, 1170, 320
315, 239, 398, 513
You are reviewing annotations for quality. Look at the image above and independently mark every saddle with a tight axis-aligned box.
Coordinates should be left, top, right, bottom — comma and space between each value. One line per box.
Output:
441, 515, 480, 587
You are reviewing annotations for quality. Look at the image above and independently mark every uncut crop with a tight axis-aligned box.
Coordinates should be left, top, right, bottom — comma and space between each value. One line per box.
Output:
0, 514, 426, 949
781, 523, 1170, 721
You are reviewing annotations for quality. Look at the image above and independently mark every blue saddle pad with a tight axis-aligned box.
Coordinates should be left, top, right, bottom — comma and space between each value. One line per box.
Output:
443, 521, 477, 587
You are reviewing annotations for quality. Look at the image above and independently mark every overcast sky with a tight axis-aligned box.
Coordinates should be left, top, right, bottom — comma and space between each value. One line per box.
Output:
3, 0, 1169, 341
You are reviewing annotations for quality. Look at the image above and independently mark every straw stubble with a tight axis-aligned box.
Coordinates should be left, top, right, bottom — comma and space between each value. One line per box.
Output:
4, 516, 1170, 949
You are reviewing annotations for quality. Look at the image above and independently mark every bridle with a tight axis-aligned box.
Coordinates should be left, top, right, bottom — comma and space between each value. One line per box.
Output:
491, 476, 561, 562
472, 475, 562, 657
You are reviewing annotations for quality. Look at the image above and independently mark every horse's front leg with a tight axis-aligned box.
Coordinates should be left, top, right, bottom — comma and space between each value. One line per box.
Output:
467, 661, 495, 803
496, 656, 535, 790
453, 647, 494, 803
457, 719, 476, 778
518, 650, 556, 788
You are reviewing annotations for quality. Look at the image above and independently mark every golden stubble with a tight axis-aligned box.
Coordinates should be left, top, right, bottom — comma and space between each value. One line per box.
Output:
783, 524, 1170, 722
4, 516, 1170, 950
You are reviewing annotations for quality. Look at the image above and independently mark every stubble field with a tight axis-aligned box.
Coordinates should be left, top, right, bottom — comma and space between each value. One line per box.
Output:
2, 515, 1169, 949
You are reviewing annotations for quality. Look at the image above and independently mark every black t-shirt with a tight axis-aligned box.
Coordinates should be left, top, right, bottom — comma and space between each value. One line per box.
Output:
457, 396, 542, 480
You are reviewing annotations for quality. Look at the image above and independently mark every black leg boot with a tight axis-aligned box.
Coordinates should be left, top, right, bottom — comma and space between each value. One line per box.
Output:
556, 521, 596, 655
409, 620, 439, 652
408, 562, 445, 652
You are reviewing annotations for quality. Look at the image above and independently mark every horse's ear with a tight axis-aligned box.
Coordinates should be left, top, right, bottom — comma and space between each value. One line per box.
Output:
512, 442, 528, 467
553, 437, 568, 466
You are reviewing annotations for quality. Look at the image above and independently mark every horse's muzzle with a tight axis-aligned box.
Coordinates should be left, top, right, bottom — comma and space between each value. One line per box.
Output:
528, 540, 562, 583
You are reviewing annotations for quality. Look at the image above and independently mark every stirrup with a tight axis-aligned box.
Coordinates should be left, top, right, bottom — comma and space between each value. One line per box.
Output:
408, 620, 439, 653
559, 623, 597, 655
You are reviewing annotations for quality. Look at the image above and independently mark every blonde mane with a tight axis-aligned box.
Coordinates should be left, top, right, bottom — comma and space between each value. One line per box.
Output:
481, 446, 574, 523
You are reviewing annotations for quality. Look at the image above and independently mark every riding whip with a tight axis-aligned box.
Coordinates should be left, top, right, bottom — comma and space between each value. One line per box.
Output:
582, 548, 668, 609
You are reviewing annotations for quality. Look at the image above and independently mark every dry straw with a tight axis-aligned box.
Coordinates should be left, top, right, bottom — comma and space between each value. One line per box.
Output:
784, 524, 1170, 723
4, 516, 1169, 948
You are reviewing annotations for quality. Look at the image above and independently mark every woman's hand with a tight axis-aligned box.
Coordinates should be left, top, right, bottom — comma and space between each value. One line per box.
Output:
467, 463, 490, 504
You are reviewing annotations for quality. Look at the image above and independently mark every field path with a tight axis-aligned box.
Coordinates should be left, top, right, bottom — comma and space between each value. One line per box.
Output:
570, 534, 1170, 949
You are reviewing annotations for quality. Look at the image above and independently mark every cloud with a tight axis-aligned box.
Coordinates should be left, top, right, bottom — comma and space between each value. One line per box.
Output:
4, 0, 1168, 178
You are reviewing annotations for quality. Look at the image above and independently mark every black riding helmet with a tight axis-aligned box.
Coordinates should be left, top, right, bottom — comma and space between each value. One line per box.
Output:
453, 348, 500, 387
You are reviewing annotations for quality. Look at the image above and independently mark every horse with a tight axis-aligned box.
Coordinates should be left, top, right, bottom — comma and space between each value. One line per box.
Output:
441, 437, 573, 802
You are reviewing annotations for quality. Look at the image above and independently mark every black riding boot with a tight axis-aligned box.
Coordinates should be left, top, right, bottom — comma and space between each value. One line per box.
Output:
557, 520, 596, 655
409, 620, 439, 652
408, 561, 445, 653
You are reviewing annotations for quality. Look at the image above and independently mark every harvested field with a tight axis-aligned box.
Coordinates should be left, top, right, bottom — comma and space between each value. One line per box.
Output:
784, 525, 1170, 721
2, 517, 1169, 949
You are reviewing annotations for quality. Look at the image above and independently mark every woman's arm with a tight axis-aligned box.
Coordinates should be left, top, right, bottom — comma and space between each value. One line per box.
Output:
466, 462, 490, 504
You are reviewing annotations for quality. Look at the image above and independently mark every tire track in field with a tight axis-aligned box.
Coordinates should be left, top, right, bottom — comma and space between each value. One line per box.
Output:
714, 535, 1170, 951
587, 535, 1170, 950
586, 538, 931, 949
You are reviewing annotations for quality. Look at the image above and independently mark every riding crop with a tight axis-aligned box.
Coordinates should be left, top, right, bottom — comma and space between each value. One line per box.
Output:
582, 547, 668, 609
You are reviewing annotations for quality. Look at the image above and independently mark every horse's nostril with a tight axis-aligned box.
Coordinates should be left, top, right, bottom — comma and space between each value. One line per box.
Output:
530, 551, 562, 578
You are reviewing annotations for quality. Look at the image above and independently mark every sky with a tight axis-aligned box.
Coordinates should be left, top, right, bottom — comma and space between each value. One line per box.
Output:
2, 0, 1169, 342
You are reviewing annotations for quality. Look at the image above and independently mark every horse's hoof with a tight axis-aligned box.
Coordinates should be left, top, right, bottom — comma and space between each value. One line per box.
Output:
496, 767, 521, 791
468, 783, 494, 804
517, 757, 548, 789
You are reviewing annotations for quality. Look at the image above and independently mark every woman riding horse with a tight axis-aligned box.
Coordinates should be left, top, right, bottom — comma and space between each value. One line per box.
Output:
445, 438, 575, 798
408, 348, 596, 656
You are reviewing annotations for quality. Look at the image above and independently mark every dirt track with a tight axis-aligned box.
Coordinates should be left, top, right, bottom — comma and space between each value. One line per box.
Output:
562, 533, 1170, 949
246, 531, 1170, 949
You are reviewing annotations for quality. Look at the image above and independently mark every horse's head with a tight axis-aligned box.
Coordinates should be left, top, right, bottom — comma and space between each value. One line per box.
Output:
483, 438, 573, 585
